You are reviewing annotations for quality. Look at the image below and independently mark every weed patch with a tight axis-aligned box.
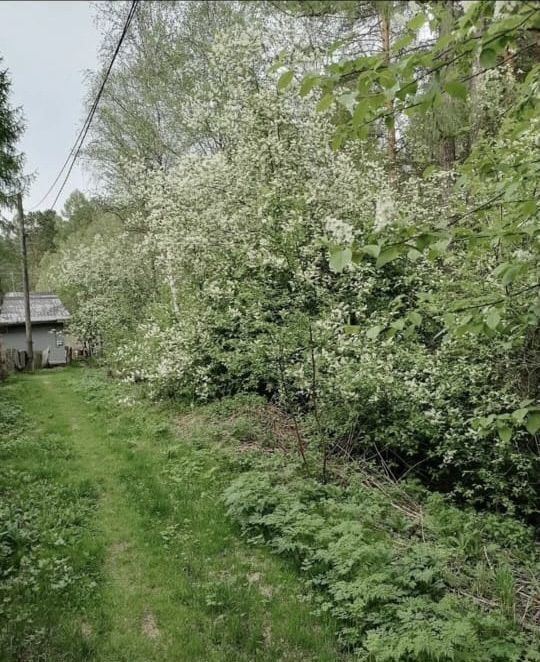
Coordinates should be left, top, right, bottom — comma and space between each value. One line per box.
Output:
224, 455, 540, 661
0, 383, 102, 660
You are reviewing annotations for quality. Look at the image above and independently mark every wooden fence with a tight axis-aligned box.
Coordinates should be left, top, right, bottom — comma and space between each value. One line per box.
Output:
0, 347, 45, 375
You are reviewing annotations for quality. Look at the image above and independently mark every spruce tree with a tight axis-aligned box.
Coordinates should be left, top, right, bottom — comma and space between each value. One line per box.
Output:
0, 58, 23, 207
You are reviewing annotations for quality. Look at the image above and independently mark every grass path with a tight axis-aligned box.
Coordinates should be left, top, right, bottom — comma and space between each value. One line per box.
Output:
1, 368, 346, 661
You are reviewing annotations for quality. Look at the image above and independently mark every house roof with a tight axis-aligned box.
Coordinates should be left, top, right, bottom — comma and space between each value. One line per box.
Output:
0, 292, 70, 326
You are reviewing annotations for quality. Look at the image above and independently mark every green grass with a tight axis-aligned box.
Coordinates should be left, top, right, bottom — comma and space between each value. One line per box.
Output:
0, 367, 348, 661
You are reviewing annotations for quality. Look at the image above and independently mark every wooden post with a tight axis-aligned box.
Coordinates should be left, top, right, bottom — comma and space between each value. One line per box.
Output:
17, 192, 33, 370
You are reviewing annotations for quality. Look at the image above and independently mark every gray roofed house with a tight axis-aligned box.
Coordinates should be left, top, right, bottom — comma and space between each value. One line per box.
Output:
0, 292, 70, 365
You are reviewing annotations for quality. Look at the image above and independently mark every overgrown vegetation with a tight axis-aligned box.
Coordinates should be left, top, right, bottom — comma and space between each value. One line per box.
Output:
187, 396, 540, 659
0, 380, 102, 659
225, 454, 540, 659
3, 368, 539, 659
0, 368, 349, 660
1, 0, 539, 656
34, 0, 540, 522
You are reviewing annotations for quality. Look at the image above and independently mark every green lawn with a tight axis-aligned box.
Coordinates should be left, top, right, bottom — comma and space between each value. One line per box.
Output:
0, 367, 347, 661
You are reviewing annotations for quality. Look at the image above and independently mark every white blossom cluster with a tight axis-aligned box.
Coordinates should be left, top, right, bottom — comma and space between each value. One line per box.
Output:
40, 17, 539, 512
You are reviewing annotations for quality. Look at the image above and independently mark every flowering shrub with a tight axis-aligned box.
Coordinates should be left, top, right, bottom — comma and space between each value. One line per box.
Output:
42, 21, 539, 519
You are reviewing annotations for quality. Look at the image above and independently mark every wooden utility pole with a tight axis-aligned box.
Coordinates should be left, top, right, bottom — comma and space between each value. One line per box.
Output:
17, 192, 33, 370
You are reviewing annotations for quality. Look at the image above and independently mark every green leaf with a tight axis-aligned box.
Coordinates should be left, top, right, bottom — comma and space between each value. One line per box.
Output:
423, 164, 436, 178
408, 13, 427, 32
376, 245, 401, 268
328, 246, 352, 273
352, 99, 371, 127
415, 234, 433, 251
379, 70, 396, 89
497, 425, 512, 443
337, 92, 356, 112
343, 325, 360, 335
317, 93, 334, 112
512, 408, 529, 423
444, 78, 468, 101
299, 75, 319, 97
408, 311, 422, 327
366, 325, 382, 340
480, 48, 497, 68
525, 412, 540, 435
362, 244, 381, 258
505, 267, 525, 288
331, 132, 345, 151
393, 33, 415, 51
501, 265, 522, 287
366, 93, 385, 109
522, 199, 537, 216
351, 250, 363, 265
396, 79, 417, 100
455, 321, 473, 337
436, 33, 453, 51
485, 308, 501, 330
493, 262, 510, 276
443, 313, 455, 328
277, 70, 293, 90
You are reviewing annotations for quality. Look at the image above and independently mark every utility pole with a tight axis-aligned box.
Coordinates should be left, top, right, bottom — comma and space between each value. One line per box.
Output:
17, 192, 33, 370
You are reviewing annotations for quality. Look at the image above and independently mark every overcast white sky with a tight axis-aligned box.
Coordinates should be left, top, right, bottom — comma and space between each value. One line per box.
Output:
0, 0, 101, 213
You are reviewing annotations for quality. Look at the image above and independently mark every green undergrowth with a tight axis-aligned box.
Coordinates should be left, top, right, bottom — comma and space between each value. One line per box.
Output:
2, 367, 539, 661
176, 396, 540, 661
225, 460, 540, 660
0, 368, 348, 661
0, 380, 103, 659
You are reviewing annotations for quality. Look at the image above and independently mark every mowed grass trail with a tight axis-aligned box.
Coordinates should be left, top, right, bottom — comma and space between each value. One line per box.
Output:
0, 368, 347, 661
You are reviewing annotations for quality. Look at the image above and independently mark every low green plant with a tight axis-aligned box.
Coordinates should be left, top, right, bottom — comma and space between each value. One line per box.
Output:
0, 384, 102, 659
224, 455, 540, 660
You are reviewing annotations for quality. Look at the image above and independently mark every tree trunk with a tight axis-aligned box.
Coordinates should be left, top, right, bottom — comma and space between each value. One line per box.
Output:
380, 6, 397, 168
439, 0, 457, 169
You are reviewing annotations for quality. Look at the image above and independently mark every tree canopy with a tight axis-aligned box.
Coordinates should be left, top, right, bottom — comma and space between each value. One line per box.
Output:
36, 0, 540, 523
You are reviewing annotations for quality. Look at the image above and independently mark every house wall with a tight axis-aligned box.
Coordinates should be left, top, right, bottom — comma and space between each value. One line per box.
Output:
0, 323, 66, 365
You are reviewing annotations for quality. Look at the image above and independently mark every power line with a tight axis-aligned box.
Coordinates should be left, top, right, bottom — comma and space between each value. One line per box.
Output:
49, 0, 139, 210
31, 0, 140, 211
